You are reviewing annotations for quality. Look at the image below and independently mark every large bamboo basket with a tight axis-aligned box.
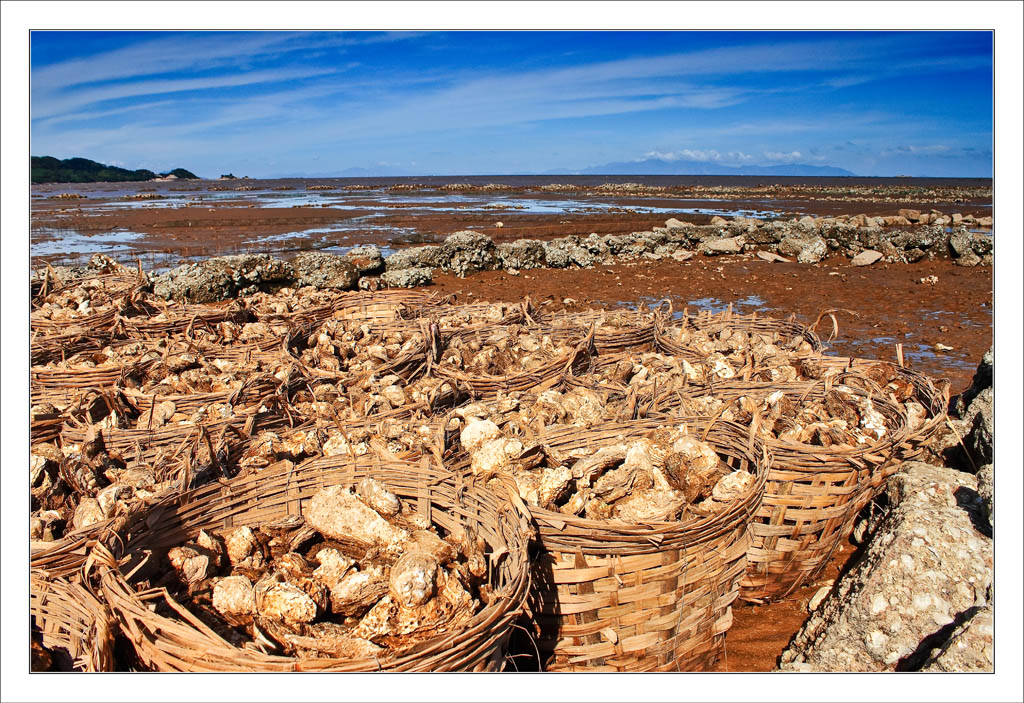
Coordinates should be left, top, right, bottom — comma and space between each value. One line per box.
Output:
31, 308, 120, 335
459, 417, 769, 672
538, 307, 664, 353
31, 516, 129, 578
657, 305, 824, 357
429, 329, 597, 400
120, 372, 288, 417
259, 289, 446, 334
60, 410, 291, 487
31, 571, 117, 671
656, 379, 907, 603
91, 456, 533, 672
814, 355, 950, 463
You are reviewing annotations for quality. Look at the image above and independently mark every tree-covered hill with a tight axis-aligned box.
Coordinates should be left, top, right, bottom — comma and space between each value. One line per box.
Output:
31, 156, 198, 184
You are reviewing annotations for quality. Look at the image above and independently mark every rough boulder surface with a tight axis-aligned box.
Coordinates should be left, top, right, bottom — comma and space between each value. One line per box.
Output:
384, 245, 441, 272
796, 237, 828, 264
850, 249, 883, 267
291, 252, 359, 290
543, 237, 595, 268
778, 462, 993, 672
380, 266, 433, 289
153, 254, 294, 302
944, 348, 993, 468
439, 230, 498, 276
497, 239, 546, 270
698, 236, 744, 256
343, 246, 386, 275
778, 234, 828, 264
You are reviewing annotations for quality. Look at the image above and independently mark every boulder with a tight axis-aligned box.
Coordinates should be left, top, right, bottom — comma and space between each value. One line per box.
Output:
497, 239, 546, 270
970, 233, 993, 256
892, 228, 937, 251
153, 254, 295, 302
904, 247, 927, 263
797, 215, 817, 230
948, 229, 973, 257
962, 387, 993, 465
380, 266, 432, 289
709, 215, 729, 226
878, 240, 904, 263
920, 601, 993, 672
955, 251, 982, 267
898, 208, 922, 223
544, 238, 594, 268
977, 215, 993, 227
292, 252, 359, 290
975, 464, 993, 526
698, 236, 744, 256
777, 233, 828, 264
756, 250, 790, 263
778, 462, 993, 672
343, 246, 385, 275
384, 245, 441, 272
850, 249, 883, 267
951, 347, 993, 418
439, 230, 498, 277
665, 217, 690, 230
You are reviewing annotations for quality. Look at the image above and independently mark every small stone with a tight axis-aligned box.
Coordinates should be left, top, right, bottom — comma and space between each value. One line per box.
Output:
212, 575, 256, 619
389, 552, 440, 608
460, 418, 502, 453
808, 583, 833, 612
255, 575, 318, 623
72, 498, 105, 530
355, 477, 401, 517
851, 249, 883, 266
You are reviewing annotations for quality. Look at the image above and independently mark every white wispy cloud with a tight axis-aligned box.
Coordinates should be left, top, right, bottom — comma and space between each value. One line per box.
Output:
642, 149, 755, 163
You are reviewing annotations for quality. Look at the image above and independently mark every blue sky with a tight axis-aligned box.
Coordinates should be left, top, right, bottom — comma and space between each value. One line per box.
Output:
30, 31, 993, 178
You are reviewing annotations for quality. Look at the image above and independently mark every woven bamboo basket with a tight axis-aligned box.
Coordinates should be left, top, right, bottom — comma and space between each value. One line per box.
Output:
430, 328, 596, 400
261, 289, 445, 334
538, 308, 663, 353
31, 359, 152, 392
31, 308, 120, 335
654, 378, 908, 603
461, 417, 769, 671
60, 410, 291, 487
31, 413, 64, 445
31, 331, 111, 367
120, 373, 287, 417
813, 355, 950, 463
657, 305, 824, 357
31, 571, 117, 671
91, 456, 532, 671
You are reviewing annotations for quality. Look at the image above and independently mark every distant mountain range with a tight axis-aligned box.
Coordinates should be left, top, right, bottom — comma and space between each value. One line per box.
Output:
551, 157, 857, 177
284, 158, 856, 178
31, 156, 198, 184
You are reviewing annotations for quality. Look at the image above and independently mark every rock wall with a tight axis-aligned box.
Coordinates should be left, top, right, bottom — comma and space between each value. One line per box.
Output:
108, 217, 992, 303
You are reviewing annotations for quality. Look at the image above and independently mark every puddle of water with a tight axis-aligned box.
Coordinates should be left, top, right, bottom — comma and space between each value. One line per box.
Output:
684, 294, 768, 315
30, 227, 146, 257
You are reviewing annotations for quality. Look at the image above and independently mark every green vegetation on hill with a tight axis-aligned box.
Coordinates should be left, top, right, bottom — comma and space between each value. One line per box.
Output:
31, 156, 199, 184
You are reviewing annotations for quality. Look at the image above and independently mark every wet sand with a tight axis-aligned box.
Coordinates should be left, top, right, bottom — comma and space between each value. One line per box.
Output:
431, 256, 992, 394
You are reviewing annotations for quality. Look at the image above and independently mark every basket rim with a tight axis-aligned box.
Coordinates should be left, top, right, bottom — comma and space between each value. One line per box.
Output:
92, 456, 533, 672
